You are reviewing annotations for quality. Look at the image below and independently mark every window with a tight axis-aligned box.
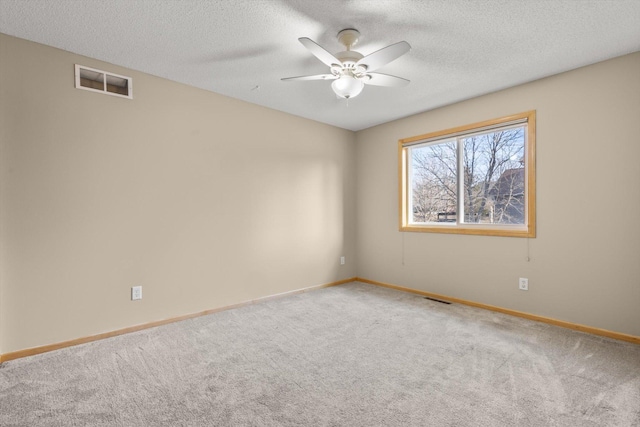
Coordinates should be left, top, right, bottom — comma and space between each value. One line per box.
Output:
75, 64, 133, 99
399, 111, 535, 237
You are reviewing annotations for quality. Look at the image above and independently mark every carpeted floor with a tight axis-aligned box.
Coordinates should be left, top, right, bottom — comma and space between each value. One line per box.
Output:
1, 282, 639, 426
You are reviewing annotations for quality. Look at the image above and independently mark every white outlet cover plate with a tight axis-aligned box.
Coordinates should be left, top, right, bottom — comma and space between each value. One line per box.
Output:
132, 286, 142, 300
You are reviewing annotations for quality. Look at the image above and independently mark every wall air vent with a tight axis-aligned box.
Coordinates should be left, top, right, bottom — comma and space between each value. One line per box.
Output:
74, 64, 132, 99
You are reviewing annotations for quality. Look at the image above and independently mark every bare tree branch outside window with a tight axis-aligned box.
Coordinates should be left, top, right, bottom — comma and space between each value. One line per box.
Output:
411, 141, 457, 222
410, 127, 525, 225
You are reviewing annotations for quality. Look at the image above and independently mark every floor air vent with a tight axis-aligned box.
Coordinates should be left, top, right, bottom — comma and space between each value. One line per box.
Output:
424, 297, 451, 305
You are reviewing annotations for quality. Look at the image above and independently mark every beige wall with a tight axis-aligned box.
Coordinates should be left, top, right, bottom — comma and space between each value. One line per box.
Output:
356, 52, 640, 337
1, 33, 639, 356
0, 34, 357, 354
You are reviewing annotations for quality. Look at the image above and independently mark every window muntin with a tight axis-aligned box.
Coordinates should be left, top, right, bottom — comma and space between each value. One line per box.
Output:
399, 111, 535, 237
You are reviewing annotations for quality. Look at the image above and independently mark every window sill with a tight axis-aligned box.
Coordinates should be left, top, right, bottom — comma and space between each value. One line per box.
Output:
400, 224, 535, 238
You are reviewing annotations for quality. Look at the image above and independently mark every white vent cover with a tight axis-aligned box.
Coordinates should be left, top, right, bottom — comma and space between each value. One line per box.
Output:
75, 64, 132, 99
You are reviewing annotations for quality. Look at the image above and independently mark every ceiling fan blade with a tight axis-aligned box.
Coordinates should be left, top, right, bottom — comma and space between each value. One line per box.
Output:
363, 73, 410, 87
298, 37, 342, 67
356, 41, 411, 72
281, 74, 338, 82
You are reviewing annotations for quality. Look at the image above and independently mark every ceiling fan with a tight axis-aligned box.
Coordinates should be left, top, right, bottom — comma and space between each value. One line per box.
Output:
282, 29, 411, 99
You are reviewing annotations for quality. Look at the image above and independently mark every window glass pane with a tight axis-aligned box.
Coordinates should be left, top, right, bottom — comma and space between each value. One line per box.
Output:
410, 140, 457, 223
461, 126, 525, 224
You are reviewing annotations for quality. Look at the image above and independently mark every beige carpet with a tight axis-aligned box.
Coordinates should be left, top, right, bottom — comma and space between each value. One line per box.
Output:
1, 282, 639, 426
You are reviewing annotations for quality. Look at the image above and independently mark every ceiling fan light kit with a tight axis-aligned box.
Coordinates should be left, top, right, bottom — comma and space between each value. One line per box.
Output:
331, 75, 365, 99
282, 28, 411, 100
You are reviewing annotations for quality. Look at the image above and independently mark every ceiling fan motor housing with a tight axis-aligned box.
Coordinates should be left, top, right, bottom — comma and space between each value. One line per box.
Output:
335, 51, 364, 64
334, 51, 365, 77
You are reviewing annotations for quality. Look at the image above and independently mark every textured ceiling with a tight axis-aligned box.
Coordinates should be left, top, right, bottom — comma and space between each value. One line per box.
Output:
1, 0, 639, 131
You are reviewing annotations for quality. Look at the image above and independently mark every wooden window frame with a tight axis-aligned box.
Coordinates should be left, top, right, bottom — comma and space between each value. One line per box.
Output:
398, 111, 536, 238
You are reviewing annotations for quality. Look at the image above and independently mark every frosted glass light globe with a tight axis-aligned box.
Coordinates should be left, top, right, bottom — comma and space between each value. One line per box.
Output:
331, 75, 364, 99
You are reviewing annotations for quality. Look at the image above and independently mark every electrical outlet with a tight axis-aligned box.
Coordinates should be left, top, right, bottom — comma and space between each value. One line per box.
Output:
340, 256, 345, 265
131, 286, 142, 300
518, 278, 529, 291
